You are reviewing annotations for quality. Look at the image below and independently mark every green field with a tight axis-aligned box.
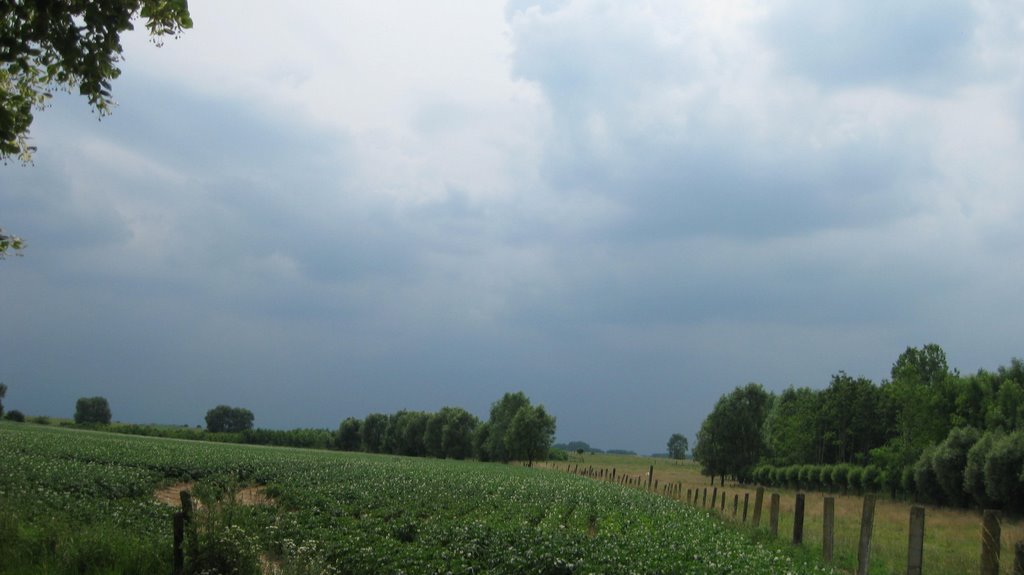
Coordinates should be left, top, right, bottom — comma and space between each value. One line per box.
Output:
0, 422, 835, 574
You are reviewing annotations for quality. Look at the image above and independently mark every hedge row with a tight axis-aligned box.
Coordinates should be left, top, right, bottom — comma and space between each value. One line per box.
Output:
751, 463, 884, 494
752, 429, 1024, 513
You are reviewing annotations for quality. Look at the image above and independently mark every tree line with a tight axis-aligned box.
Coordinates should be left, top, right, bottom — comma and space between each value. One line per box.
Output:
0, 387, 557, 465
336, 391, 557, 465
693, 344, 1024, 512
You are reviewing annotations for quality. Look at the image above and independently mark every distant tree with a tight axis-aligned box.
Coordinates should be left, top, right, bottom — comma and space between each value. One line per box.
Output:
382, 410, 429, 456
483, 391, 531, 462
667, 433, 688, 460
819, 372, 889, 464
424, 411, 446, 458
361, 413, 388, 453
0, 382, 6, 417
763, 386, 822, 465
74, 396, 111, 425
436, 406, 479, 460
505, 404, 556, 466
204, 405, 254, 433
336, 417, 362, 451
472, 422, 492, 461
694, 383, 772, 483
4, 409, 24, 422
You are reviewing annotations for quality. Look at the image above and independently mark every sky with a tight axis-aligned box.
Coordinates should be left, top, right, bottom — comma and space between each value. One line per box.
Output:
2, 1, 1023, 455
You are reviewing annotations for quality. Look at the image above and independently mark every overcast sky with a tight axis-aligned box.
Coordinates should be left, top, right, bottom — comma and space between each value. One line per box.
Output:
2, 1, 1023, 454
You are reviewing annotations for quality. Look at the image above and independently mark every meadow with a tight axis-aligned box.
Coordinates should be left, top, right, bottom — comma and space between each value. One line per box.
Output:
0, 422, 834, 575
549, 452, 1024, 575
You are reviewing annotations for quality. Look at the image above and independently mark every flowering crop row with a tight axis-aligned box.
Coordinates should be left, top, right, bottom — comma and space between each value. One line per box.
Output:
0, 422, 834, 574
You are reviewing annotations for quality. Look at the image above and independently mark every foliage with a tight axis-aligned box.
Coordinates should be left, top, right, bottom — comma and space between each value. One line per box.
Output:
0, 0, 192, 160
0, 382, 5, 416
205, 405, 255, 433
482, 391, 531, 462
74, 396, 111, 425
336, 417, 361, 451
667, 433, 688, 460
505, 404, 556, 465
982, 430, 1024, 512
929, 426, 979, 506
0, 228, 25, 258
693, 383, 771, 482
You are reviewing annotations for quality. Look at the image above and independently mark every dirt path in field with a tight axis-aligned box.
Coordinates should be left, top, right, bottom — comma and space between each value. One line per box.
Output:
153, 483, 273, 508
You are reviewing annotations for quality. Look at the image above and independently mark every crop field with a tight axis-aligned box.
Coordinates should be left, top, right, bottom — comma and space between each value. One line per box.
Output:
0, 422, 834, 574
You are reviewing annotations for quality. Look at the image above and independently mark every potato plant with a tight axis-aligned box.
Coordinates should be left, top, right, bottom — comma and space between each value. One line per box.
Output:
0, 423, 834, 574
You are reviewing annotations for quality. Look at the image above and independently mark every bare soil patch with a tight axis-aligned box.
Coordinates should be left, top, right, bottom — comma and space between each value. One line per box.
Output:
153, 482, 273, 508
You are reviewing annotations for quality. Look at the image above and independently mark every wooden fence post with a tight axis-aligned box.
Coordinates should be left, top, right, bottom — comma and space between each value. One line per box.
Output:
712, 487, 718, 509
823, 496, 835, 563
647, 465, 654, 490
753, 487, 765, 527
1013, 541, 1023, 575
173, 512, 185, 575
733, 493, 739, 517
793, 493, 805, 545
703, 487, 708, 507
857, 494, 877, 575
721, 491, 727, 512
982, 509, 1002, 575
687, 488, 692, 504
907, 505, 925, 575
770, 493, 781, 537
743, 492, 750, 523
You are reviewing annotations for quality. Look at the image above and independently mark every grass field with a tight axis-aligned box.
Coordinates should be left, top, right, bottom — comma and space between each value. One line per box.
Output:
544, 452, 1024, 575
0, 422, 834, 575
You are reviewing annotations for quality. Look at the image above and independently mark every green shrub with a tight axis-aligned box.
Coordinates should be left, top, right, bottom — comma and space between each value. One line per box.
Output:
861, 465, 881, 492
983, 430, 1024, 512
965, 431, 1001, 507
848, 466, 864, 493
784, 465, 801, 488
3, 410, 25, 422
931, 426, 979, 507
817, 466, 833, 491
798, 465, 817, 489
831, 464, 850, 492
913, 447, 944, 503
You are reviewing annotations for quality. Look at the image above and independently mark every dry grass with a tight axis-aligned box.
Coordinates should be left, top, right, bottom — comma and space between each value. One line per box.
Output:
544, 453, 1024, 574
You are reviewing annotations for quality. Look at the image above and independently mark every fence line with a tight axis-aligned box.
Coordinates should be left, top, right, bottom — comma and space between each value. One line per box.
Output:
548, 461, 1024, 575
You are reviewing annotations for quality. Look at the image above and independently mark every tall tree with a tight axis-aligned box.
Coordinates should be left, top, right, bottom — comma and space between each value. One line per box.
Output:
483, 391, 531, 463
505, 404, 556, 466
74, 396, 111, 425
204, 405, 254, 433
694, 383, 772, 483
884, 344, 956, 464
360, 413, 388, 453
437, 406, 479, 460
763, 386, 822, 465
0, 382, 6, 417
336, 417, 362, 451
667, 433, 688, 460
819, 372, 889, 464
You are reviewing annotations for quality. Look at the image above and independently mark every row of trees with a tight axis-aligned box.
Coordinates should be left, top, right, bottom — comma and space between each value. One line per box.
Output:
693, 344, 1024, 511
335, 392, 557, 464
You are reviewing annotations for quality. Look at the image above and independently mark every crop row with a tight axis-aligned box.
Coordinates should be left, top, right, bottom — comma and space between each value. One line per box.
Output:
0, 422, 834, 574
